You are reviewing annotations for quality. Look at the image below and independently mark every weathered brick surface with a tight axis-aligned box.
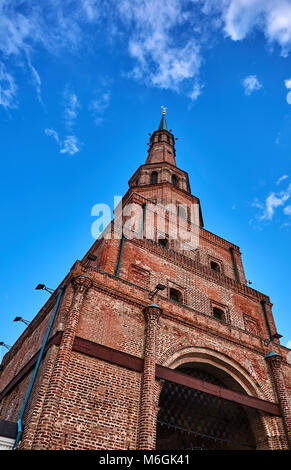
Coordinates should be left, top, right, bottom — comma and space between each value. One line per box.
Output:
0, 122, 290, 450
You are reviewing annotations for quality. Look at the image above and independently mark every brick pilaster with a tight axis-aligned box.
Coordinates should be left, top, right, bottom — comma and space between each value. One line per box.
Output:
265, 352, 291, 449
138, 304, 162, 450
30, 275, 92, 450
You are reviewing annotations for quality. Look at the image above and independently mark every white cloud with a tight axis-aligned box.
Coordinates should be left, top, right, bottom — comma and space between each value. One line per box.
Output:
284, 78, 291, 88
45, 128, 60, 143
256, 183, 291, 221
63, 88, 80, 128
118, 0, 203, 94
242, 74, 263, 95
276, 174, 288, 185
0, 62, 17, 109
2, 0, 291, 108
60, 135, 80, 155
283, 204, 291, 216
45, 128, 80, 155
218, 0, 291, 57
89, 92, 110, 124
25, 52, 43, 105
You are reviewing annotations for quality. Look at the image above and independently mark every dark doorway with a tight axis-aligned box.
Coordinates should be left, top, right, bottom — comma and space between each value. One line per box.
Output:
156, 366, 257, 450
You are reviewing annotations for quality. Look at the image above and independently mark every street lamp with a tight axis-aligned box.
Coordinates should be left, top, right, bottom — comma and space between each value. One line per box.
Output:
0, 342, 11, 351
35, 283, 55, 294
13, 316, 31, 326
149, 284, 166, 299
264, 332, 283, 345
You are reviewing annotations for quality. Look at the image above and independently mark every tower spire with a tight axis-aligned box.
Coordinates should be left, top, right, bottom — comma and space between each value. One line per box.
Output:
158, 106, 168, 131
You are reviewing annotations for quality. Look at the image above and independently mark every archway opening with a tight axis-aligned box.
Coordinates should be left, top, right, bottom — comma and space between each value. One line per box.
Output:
156, 364, 259, 450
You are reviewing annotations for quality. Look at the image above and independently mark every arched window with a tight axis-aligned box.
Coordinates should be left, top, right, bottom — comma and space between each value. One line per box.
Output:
150, 171, 158, 184
172, 174, 178, 187
158, 237, 168, 248
210, 261, 221, 273
167, 135, 170, 143
170, 288, 182, 303
158, 134, 162, 141
213, 307, 225, 321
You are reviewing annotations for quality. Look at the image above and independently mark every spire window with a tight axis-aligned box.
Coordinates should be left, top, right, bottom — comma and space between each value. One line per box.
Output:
172, 174, 178, 187
150, 171, 158, 184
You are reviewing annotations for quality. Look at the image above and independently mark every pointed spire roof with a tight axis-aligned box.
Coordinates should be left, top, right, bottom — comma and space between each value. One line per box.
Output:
158, 106, 168, 131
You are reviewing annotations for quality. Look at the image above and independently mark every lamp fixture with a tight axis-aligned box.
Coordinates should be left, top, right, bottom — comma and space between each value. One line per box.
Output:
149, 283, 166, 299
13, 317, 31, 326
35, 284, 55, 294
0, 342, 11, 350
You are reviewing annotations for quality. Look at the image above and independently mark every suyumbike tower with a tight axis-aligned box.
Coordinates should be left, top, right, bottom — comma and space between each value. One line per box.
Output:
0, 110, 290, 450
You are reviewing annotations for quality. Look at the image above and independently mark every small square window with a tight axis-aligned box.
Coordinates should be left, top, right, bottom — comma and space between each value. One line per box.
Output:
212, 306, 225, 322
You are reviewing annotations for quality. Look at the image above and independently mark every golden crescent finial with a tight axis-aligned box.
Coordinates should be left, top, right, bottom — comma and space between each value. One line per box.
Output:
161, 105, 167, 115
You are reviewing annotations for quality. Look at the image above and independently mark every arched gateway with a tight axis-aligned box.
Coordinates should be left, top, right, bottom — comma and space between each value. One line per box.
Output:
156, 364, 261, 450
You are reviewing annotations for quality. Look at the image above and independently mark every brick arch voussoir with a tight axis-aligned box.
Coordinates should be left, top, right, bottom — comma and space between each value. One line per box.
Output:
158, 341, 265, 400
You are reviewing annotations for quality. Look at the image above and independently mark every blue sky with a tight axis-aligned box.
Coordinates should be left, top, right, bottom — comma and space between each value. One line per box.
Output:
1, 0, 291, 360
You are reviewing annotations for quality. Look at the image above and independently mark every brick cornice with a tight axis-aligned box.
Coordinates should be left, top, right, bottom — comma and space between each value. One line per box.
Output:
128, 237, 270, 303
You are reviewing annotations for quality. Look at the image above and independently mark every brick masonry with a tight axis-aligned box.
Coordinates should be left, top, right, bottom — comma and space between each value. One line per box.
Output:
0, 118, 290, 450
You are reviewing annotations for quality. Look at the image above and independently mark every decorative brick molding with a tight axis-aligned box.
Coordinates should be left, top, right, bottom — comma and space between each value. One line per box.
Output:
244, 314, 260, 337
72, 274, 93, 293
138, 304, 162, 450
128, 237, 270, 304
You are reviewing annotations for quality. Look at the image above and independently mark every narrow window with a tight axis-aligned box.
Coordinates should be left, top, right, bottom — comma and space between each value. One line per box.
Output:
170, 288, 182, 303
178, 204, 187, 219
150, 171, 158, 184
210, 261, 221, 273
172, 174, 178, 187
213, 307, 225, 321
167, 135, 170, 143
158, 134, 162, 142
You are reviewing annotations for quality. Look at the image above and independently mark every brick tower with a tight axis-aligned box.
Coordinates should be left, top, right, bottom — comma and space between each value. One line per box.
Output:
0, 110, 290, 451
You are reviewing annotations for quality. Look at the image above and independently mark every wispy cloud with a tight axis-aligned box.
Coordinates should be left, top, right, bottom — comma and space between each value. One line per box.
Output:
0, 62, 17, 109
63, 87, 80, 128
276, 174, 288, 185
118, 0, 203, 98
60, 135, 80, 155
1, 0, 291, 108
45, 128, 60, 144
89, 91, 110, 125
45, 128, 80, 156
283, 204, 291, 216
252, 181, 291, 224
242, 75, 263, 96
44, 85, 81, 156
